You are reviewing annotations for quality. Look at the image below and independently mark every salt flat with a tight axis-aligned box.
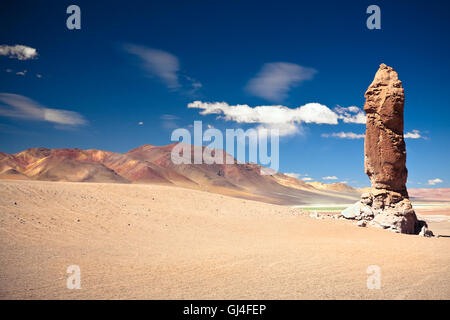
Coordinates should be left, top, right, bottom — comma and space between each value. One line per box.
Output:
0, 180, 449, 299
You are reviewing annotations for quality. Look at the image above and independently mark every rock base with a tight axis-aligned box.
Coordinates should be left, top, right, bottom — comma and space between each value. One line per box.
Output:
342, 189, 430, 235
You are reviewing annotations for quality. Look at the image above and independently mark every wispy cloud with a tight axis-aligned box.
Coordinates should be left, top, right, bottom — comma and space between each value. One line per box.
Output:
322, 128, 424, 140
404, 129, 423, 139
427, 178, 443, 186
123, 44, 201, 93
188, 101, 338, 137
0, 45, 38, 60
0, 93, 86, 126
322, 176, 338, 180
245, 62, 316, 102
183, 75, 202, 95
5, 68, 43, 78
123, 44, 180, 89
160, 114, 180, 129
334, 105, 366, 124
321, 131, 365, 139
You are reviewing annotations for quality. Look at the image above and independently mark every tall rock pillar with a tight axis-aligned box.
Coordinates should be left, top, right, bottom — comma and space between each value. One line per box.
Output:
348, 64, 429, 234
364, 64, 408, 196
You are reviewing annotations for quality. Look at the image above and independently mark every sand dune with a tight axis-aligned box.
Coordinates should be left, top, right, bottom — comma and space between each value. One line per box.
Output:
0, 180, 449, 299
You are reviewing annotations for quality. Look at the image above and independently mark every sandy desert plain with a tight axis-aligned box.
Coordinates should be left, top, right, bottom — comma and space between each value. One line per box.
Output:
0, 179, 449, 300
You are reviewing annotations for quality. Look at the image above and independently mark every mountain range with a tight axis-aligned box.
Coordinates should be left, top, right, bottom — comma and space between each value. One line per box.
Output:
0, 144, 363, 205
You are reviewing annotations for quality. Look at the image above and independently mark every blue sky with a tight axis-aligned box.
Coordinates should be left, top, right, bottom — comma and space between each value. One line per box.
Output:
1, 0, 449, 188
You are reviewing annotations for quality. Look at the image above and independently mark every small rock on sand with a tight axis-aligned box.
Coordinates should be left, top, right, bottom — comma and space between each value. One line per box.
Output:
341, 202, 360, 219
356, 220, 367, 227
419, 226, 434, 237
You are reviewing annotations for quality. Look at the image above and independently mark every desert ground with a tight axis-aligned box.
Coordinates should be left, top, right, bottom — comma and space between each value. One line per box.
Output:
0, 180, 449, 299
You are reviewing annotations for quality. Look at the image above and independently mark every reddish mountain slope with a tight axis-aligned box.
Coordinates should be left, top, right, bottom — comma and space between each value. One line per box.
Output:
0, 145, 361, 205
408, 188, 450, 201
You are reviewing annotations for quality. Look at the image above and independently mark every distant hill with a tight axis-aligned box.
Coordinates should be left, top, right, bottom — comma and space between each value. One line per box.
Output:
306, 181, 359, 193
357, 186, 450, 202
0, 144, 360, 205
408, 188, 450, 201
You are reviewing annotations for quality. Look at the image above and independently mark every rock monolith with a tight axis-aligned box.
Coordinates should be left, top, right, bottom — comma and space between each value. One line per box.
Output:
346, 64, 428, 234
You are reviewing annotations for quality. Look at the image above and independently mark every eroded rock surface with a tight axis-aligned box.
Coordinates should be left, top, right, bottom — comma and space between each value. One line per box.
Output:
364, 63, 408, 195
345, 64, 428, 234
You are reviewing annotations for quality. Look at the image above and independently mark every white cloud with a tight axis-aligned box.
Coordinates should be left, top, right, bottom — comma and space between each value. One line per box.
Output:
334, 106, 366, 124
36, 74, 42, 78
0, 44, 38, 60
188, 101, 338, 137
16, 70, 27, 76
284, 173, 308, 179
321, 131, 364, 139
245, 62, 316, 102
427, 178, 443, 186
138, 121, 144, 126
188, 101, 337, 124
0, 93, 86, 126
404, 130, 423, 139
322, 176, 338, 180
302, 177, 313, 181
256, 123, 300, 137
